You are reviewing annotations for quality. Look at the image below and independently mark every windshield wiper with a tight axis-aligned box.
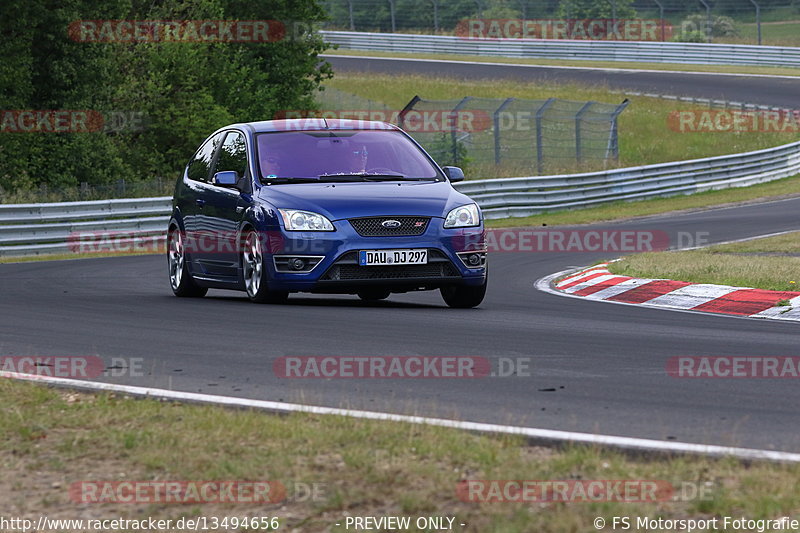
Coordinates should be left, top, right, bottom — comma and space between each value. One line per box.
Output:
263, 177, 320, 184
317, 173, 407, 182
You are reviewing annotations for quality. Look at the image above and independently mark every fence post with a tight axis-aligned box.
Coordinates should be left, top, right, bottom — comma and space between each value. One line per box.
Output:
652, 0, 665, 41
450, 97, 473, 166
535, 98, 556, 175
388, 0, 396, 32
699, 0, 711, 43
493, 98, 515, 165
431, 0, 439, 32
398, 95, 421, 130
749, 0, 761, 45
348, 0, 355, 31
606, 99, 630, 162
575, 101, 594, 165
611, 0, 617, 33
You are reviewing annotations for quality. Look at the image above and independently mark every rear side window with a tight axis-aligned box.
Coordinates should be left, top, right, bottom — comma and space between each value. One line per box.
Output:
186, 133, 224, 183
214, 131, 248, 178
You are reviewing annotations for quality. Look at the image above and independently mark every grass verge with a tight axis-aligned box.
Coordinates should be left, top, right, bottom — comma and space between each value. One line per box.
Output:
325, 49, 800, 78
3, 378, 800, 532
324, 72, 799, 178
0, 250, 160, 264
608, 231, 800, 291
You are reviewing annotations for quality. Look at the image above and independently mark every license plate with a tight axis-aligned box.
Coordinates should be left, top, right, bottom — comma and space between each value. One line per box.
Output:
359, 249, 428, 266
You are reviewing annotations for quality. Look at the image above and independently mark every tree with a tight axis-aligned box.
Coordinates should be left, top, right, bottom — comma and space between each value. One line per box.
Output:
0, 0, 332, 196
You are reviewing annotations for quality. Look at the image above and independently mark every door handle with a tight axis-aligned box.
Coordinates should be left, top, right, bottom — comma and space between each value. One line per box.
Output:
195, 199, 206, 208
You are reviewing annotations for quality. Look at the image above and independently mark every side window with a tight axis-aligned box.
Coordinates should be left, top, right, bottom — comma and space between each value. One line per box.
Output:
214, 131, 248, 178
186, 133, 224, 183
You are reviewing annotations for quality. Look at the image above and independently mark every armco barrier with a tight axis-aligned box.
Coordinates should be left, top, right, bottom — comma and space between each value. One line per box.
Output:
321, 31, 800, 68
0, 197, 171, 256
1, 140, 799, 254
458, 140, 800, 219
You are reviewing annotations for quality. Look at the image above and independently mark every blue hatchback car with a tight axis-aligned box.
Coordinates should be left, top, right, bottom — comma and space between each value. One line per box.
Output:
167, 119, 487, 307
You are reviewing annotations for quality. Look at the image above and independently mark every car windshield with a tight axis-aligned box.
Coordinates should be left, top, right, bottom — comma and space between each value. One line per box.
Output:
256, 130, 441, 182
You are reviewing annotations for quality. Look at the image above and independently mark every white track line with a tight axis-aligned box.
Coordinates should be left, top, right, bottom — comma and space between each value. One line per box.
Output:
323, 53, 800, 80
5, 371, 800, 462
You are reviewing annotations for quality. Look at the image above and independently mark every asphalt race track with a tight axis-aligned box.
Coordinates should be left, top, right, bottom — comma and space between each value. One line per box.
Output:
2, 57, 799, 452
324, 54, 800, 108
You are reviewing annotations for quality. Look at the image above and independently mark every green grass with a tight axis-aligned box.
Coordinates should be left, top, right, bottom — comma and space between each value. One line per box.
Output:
731, 21, 800, 47
4, 378, 800, 531
0, 250, 160, 263
608, 231, 800, 291
325, 48, 800, 77
711, 231, 800, 254
325, 72, 799, 178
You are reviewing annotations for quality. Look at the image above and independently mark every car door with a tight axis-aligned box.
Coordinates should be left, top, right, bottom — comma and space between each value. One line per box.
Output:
192, 130, 251, 281
180, 132, 225, 276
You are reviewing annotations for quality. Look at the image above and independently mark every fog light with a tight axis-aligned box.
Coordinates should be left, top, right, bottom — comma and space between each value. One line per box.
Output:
289, 258, 306, 271
467, 254, 481, 266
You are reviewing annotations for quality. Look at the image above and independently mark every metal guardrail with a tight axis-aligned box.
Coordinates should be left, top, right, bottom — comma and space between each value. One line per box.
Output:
458, 140, 800, 219
1, 141, 799, 253
322, 31, 800, 68
0, 198, 171, 256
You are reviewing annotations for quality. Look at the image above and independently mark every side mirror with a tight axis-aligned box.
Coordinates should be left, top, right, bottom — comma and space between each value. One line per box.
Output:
442, 166, 465, 183
213, 170, 239, 187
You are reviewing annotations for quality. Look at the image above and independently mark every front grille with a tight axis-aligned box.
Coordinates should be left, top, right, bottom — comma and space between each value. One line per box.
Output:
349, 216, 430, 237
320, 250, 460, 281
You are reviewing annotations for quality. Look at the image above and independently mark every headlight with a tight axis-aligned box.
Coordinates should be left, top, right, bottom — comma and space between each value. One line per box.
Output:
444, 204, 480, 228
279, 209, 334, 231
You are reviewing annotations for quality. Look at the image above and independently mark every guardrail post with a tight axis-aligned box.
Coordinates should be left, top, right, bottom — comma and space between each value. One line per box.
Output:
535, 98, 556, 175
398, 95, 421, 130
606, 99, 630, 162
450, 97, 472, 166
493, 98, 515, 165
575, 101, 595, 165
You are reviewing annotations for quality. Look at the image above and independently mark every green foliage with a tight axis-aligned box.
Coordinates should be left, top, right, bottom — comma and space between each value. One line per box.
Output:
0, 0, 332, 197
424, 132, 471, 173
675, 13, 739, 40
671, 30, 708, 43
557, 0, 637, 20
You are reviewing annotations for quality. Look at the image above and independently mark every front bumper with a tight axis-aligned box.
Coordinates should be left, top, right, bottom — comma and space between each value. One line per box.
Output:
263, 218, 486, 293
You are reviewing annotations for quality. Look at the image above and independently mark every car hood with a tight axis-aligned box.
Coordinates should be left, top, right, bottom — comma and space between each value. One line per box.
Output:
259, 180, 474, 221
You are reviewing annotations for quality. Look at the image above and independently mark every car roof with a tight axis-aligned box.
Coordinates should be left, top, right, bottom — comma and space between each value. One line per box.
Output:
239, 118, 401, 134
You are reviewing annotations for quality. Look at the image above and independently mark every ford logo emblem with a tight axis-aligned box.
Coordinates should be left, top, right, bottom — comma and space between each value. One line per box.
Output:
381, 219, 402, 228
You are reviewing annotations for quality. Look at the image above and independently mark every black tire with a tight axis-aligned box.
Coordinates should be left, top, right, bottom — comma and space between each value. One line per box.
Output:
357, 289, 391, 301
167, 227, 207, 298
440, 278, 487, 308
242, 229, 289, 304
